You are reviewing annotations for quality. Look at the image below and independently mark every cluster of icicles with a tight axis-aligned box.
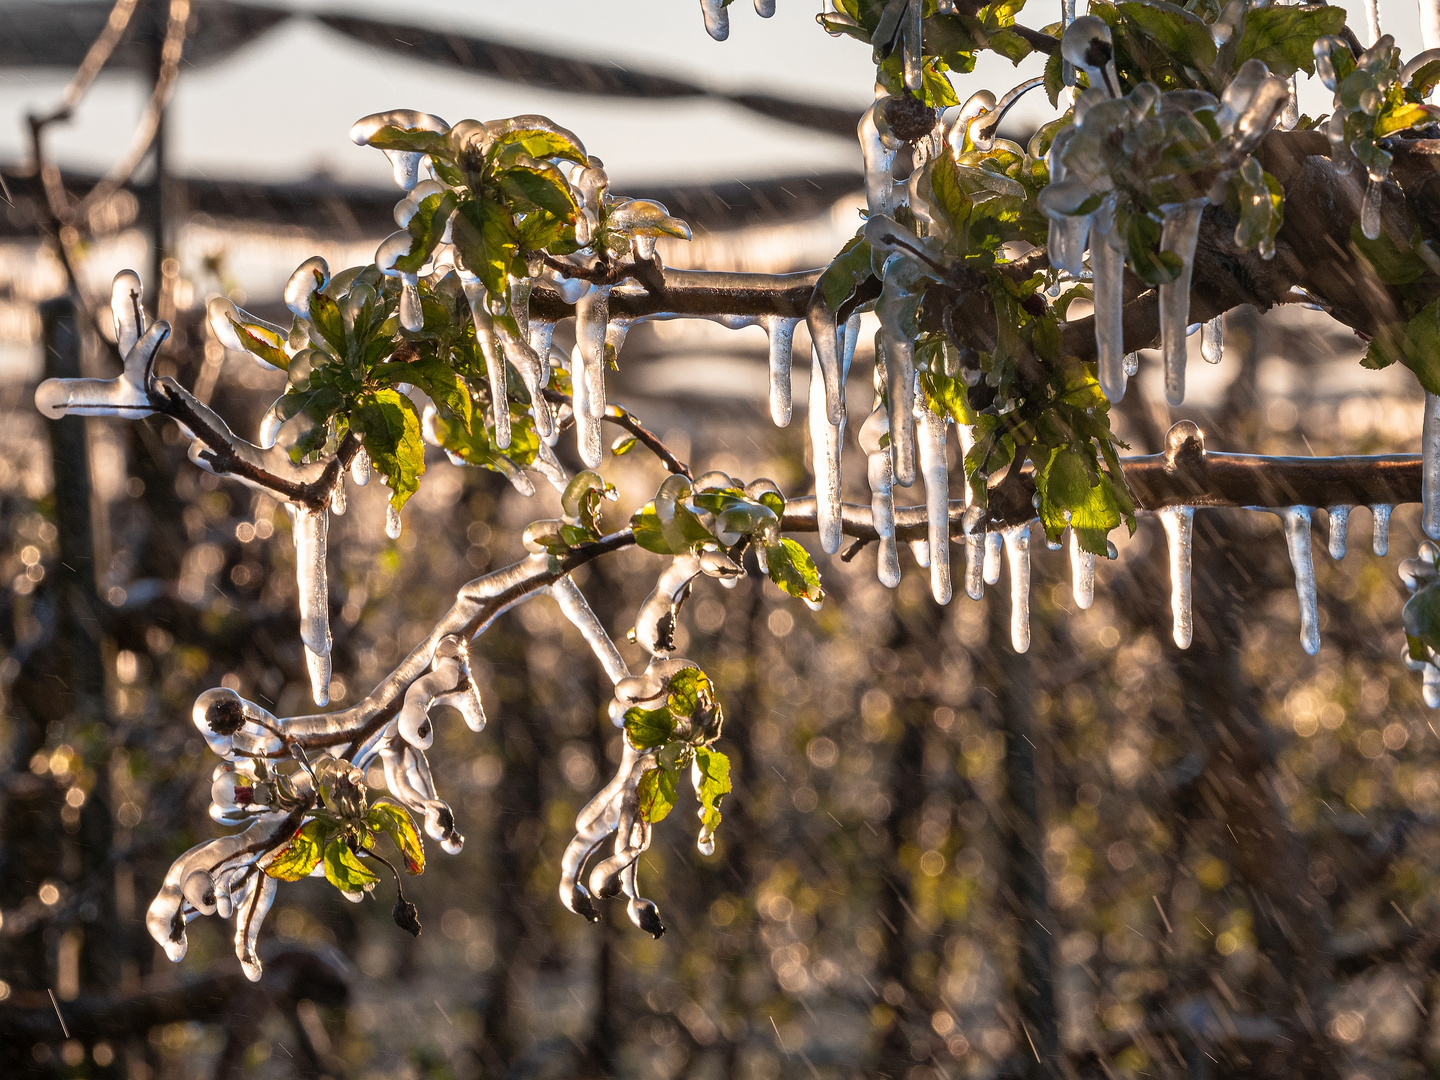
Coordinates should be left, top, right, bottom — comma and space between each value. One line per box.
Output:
147, 535, 743, 976
1042, 17, 1291, 407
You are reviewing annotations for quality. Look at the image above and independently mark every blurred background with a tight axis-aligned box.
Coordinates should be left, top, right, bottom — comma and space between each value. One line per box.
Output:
2, 2, 1440, 1079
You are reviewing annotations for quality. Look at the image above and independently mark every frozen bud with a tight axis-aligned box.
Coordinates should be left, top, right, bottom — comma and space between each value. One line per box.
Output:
284, 257, 330, 319
629, 897, 665, 939
206, 695, 246, 736
182, 869, 217, 915
883, 91, 937, 143
1164, 419, 1206, 464
392, 897, 422, 937
1061, 16, 1117, 97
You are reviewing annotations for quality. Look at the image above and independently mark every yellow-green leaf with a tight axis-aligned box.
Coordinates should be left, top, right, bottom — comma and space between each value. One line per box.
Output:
264, 820, 328, 881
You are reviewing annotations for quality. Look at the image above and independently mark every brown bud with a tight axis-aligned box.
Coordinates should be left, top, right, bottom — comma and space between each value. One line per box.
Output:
392, 897, 422, 937
884, 92, 936, 144
206, 696, 246, 736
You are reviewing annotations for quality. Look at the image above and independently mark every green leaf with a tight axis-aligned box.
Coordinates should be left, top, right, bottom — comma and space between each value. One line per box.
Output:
1350, 221, 1429, 285
1400, 299, 1440, 396
1037, 445, 1123, 554
1230, 4, 1348, 79
666, 667, 715, 719
766, 537, 824, 605
638, 765, 678, 823
625, 705, 675, 751
692, 746, 731, 838
395, 191, 457, 275
375, 354, 474, 432
226, 316, 291, 370
323, 836, 379, 893
919, 366, 975, 425
362, 126, 449, 156
264, 820, 329, 881
451, 198, 521, 299
607, 199, 693, 240
1404, 581, 1440, 654
928, 154, 972, 236
428, 404, 539, 472
497, 162, 579, 220
1116, 2, 1216, 67
629, 498, 714, 555
818, 235, 877, 313
308, 289, 348, 356
1044, 46, 1066, 108
1376, 101, 1440, 137
757, 490, 786, 518
486, 119, 588, 165
368, 801, 426, 875
356, 388, 426, 511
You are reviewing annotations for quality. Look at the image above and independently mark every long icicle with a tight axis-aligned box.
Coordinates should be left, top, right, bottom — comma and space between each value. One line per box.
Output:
1158, 506, 1195, 649
957, 424, 983, 600
462, 280, 512, 451
1424, 391, 1440, 539
1280, 506, 1321, 656
291, 506, 332, 706
1092, 203, 1127, 402
915, 392, 951, 603
859, 404, 900, 588
764, 315, 799, 427
570, 344, 603, 468
1159, 199, 1206, 406
1069, 529, 1094, 610
809, 320, 852, 554
1003, 524, 1031, 653
984, 531, 1003, 585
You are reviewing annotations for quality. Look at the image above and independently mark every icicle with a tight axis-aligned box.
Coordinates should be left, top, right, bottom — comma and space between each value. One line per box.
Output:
1362, 174, 1384, 241
879, 290, 917, 487
1158, 506, 1194, 649
1425, 0, 1440, 56
1425, 661, 1440, 708
330, 475, 346, 516
570, 344, 604, 469
910, 539, 931, 568
1366, 0, 1381, 45
36, 321, 168, 419
1372, 504, 1392, 556
1424, 392, 1440, 540
1091, 202, 1127, 402
902, 0, 923, 91
764, 315, 799, 427
808, 318, 855, 556
461, 278, 511, 450
289, 506, 331, 706
699, 0, 729, 40
386, 503, 402, 540
1279, 506, 1320, 656
915, 395, 951, 604
984, 531, 1003, 585
1003, 525, 1032, 653
1201, 317, 1223, 364
1327, 506, 1349, 560
755, 0, 775, 15
376, 232, 424, 333
859, 98, 898, 217
1159, 200, 1206, 406
575, 284, 611, 421
1069, 530, 1094, 609
859, 407, 901, 588
964, 510, 985, 601
351, 449, 371, 486
1280, 75, 1299, 131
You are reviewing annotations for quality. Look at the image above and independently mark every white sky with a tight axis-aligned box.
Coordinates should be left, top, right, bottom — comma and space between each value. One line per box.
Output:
0, 0, 1426, 186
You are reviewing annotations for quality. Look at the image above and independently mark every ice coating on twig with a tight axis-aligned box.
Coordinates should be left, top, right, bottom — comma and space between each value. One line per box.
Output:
763, 315, 798, 426
36, 320, 168, 420
634, 554, 703, 657
1201, 317, 1223, 364
111, 269, 145, 355
1372, 504, 1392, 556
859, 405, 901, 588
396, 638, 464, 750
1158, 506, 1194, 648
289, 505, 332, 706
1068, 529, 1095, 609
1091, 201, 1127, 402
859, 98, 898, 218
547, 576, 631, 684
380, 736, 464, 854
191, 686, 284, 763
1327, 506, 1349, 560
1424, 392, 1440, 540
1279, 506, 1320, 655
1004, 525, 1032, 653
915, 394, 951, 603
146, 815, 293, 979
1159, 200, 1206, 406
